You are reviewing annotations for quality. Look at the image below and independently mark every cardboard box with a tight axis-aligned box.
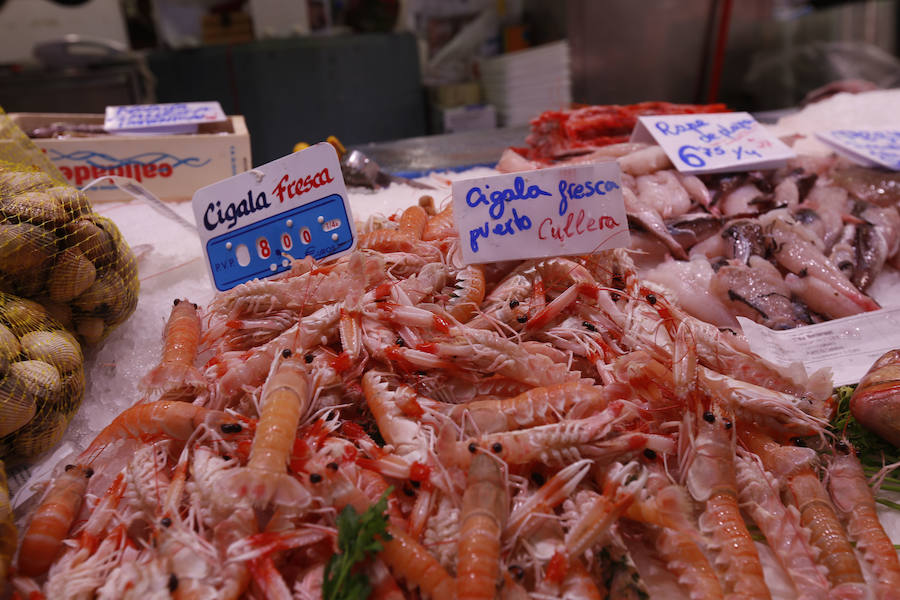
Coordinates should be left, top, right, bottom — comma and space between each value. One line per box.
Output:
8, 113, 252, 203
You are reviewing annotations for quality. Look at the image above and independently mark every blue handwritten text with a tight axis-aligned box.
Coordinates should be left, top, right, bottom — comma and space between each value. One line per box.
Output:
465, 176, 551, 220
469, 208, 533, 253
557, 179, 620, 216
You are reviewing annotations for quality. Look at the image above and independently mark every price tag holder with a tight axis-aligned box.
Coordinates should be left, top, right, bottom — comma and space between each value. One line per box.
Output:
192, 142, 355, 292
451, 162, 630, 265
816, 129, 900, 171
105, 101, 227, 135
631, 112, 795, 174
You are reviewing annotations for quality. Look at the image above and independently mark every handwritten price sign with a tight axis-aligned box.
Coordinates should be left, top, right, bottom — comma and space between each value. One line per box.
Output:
631, 112, 795, 174
451, 162, 630, 264
817, 129, 900, 171
105, 101, 227, 135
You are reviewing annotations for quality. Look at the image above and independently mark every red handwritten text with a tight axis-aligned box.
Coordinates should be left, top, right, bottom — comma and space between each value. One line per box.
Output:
538, 209, 619, 242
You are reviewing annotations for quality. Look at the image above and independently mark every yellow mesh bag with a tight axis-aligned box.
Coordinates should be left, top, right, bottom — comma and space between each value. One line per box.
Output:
0, 108, 138, 461
0, 294, 85, 462
0, 108, 139, 346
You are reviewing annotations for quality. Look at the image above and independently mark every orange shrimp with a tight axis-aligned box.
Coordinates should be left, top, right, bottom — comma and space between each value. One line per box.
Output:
140, 298, 205, 401
561, 560, 606, 600
18, 464, 93, 577
445, 401, 660, 468
380, 525, 455, 600
457, 452, 507, 600
369, 557, 406, 600
398, 204, 429, 240
677, 323, 770, 599
685, 402, 771, 600
734, 448, 829, 600
447, 381, 609, 434
445, 265, 486, 323
80, 400, 245, 461
827, 439, 900, 600
564, 463, 645, 559
422, 203, 455, 241
214, 507, 257, 600
359, 229, 441, 261
625, 466, 723, 600
506, 459, 591, 538
339, 308, 364, 363
362, 370, 440, 458
221, 352, 312, 511
740, 427, 866, 596
653, 526, 724, 600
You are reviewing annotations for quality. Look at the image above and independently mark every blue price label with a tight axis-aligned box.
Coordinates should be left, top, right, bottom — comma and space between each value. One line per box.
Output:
206, 194, 352, 291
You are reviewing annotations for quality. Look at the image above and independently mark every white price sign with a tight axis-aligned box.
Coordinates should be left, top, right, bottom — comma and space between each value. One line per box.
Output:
105, 101, 227, 135
816, 129, 900, 171
192, 143, 356, 291
451, 162, 630, 265
631, 112, 795, 174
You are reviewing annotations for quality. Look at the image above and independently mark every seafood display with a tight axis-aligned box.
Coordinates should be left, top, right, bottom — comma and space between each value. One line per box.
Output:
499, 141, 900, 331
9, 200, 898, 599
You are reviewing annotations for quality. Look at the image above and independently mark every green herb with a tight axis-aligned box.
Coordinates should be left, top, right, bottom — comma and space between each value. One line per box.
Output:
830, 385, 900, 465
322, 489, 393, 600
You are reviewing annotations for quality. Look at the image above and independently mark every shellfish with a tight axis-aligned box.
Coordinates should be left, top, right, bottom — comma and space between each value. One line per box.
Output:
19, 330, 82, 374
47, 247, 97, 303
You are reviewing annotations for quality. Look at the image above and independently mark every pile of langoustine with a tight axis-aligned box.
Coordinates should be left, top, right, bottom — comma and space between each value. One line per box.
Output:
6, 202, 900, 600
500, 138, 900, 331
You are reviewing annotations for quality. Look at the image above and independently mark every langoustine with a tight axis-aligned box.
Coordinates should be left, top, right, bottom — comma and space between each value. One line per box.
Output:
9, 205, 896, 599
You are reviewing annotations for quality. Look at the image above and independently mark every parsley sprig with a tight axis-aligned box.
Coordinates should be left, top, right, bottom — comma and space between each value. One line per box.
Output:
323, 489, 393, 600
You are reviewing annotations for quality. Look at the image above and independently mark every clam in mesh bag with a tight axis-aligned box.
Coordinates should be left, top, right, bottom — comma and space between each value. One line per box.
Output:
0, 109, 139, 461
0, 295, 85, 461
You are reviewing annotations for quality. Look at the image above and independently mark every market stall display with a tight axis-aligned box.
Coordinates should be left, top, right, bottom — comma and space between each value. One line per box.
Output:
7, 91, 900, 599
5, 210, 895, 599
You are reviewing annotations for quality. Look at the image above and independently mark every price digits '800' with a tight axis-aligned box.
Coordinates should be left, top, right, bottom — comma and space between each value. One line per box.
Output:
255, 226, 316, 259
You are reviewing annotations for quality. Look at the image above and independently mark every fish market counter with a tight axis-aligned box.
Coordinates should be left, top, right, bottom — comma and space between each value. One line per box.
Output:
7, 89, 900, 600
